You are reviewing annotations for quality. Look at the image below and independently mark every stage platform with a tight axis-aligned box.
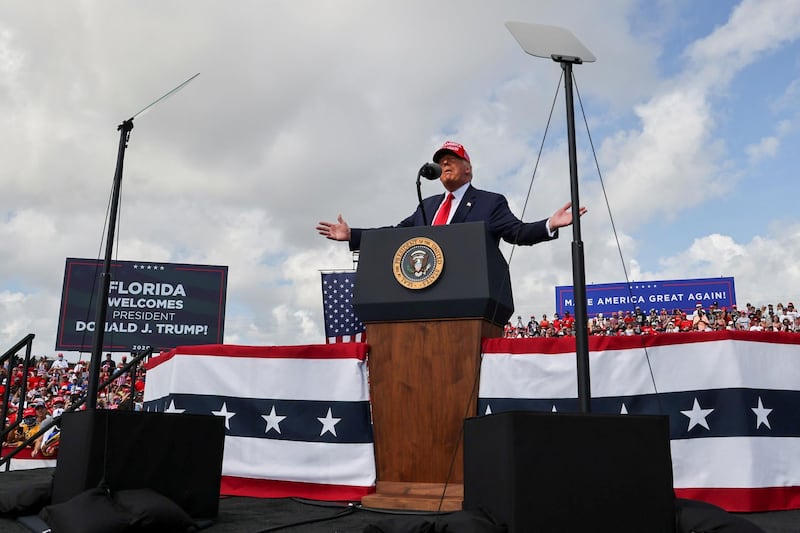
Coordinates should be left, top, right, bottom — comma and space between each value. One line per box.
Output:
0, 469, 798, 532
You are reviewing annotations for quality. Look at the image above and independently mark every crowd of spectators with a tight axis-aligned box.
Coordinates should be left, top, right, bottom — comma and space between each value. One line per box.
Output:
504, 301, 800, 338
3, 301, 797, 453
1, 352, 145, 456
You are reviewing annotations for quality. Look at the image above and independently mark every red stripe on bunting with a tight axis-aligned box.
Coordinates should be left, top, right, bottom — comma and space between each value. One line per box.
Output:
221, 475, 375, 502
145, 342, 369, 370
482, 330, 800, 355
675, 486, 800, 513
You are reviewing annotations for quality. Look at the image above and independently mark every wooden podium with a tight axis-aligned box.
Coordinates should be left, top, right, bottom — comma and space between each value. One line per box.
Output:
353, 222, 512, 511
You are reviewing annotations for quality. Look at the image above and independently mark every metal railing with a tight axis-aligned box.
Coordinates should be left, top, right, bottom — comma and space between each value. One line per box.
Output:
1, 345, 151, 471
0, 334, 35, 449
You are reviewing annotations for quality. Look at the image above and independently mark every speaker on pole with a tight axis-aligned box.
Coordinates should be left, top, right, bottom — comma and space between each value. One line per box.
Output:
464, 411, 675, 533
52, 410, 225, 520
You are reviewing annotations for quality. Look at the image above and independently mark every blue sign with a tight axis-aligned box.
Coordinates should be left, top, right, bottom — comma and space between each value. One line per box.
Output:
555, 277, 736, 317
56, 258, 228, 352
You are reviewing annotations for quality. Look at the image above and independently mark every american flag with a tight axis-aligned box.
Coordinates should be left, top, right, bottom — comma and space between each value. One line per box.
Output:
478, 332, 800, 513
321, 272, 365, 343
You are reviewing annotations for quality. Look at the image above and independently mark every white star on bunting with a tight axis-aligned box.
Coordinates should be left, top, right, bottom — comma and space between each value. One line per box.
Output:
262, 405, 287, 435
751, 396, 773, 430
211, 402, 236, 430
164, 399, 185, 414
680, 398, 714, 431
318, 408, 342, 437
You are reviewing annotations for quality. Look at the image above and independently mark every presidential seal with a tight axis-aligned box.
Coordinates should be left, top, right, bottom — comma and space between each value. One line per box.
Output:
393, 237, 444, 289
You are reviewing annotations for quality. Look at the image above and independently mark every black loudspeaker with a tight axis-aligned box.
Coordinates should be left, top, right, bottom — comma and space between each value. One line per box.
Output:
52, 410, 225, 519
464, 411, 675, 533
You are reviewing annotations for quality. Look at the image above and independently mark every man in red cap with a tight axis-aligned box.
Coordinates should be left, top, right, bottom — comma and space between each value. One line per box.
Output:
4, 407, 39, 447
317, 141, 585, 250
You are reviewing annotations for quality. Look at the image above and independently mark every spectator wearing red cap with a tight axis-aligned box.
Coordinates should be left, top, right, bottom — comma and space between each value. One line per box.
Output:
4, 407, 39, 447
50, 353, 69, 375
692, 306, 710, 329
317, 141, 586, 250
736, 311, 750, 330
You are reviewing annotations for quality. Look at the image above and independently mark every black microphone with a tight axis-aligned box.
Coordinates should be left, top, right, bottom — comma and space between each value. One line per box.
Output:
419, 162, 442, 180
416, 162, 441, 225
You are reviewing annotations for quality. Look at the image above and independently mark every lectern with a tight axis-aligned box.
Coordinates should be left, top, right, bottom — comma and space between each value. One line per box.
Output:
354, 222, 511, 510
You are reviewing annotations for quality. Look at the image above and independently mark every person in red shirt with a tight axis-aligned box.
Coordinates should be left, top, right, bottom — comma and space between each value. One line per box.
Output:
551, 313, 562, 332
562, 311, 575, 331
539, 314, 550, 330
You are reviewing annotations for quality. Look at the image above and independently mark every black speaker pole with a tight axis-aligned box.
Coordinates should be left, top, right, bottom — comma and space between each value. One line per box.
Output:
561, 59, 591, 413
505, 22, 596, 413
86, 119, 133, 410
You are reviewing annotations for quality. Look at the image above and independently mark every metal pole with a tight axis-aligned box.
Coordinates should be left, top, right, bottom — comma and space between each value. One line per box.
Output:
86, 119, 133, 409
562, 61, 591, 413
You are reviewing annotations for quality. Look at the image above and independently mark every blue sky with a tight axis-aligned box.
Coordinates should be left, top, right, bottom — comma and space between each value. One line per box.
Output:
0, 0, 799, 358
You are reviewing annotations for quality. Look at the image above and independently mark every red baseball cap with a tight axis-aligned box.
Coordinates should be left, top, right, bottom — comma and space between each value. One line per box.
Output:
433, 141, 470, 163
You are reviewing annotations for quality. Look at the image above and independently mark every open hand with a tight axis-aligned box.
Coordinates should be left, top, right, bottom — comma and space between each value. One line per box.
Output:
316, 214, 351, 241
548, 202, 587, 231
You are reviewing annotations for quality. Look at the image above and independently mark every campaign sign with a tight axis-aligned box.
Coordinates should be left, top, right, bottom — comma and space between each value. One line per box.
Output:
56, 258, 228, 352
555, 276, 736, 318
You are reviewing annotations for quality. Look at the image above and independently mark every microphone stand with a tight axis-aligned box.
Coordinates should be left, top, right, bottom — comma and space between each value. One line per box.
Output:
417, 165, 430, 225
86, 119, 132, 410
84, 74, 199, 410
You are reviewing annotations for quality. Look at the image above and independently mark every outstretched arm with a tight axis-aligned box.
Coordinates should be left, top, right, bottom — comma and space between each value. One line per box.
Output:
316, 214, 351, 242
548, 202, 587, 232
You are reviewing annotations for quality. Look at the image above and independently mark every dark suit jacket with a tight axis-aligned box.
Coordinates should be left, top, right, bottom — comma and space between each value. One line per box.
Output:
349, 184, 557, 250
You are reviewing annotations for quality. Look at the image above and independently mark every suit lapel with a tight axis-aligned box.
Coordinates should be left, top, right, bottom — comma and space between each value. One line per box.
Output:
450, 185, 476, 224
425, 194, 445, 225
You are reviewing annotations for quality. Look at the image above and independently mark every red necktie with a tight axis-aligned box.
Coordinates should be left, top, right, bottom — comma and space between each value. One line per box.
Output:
432, 193, 454, 226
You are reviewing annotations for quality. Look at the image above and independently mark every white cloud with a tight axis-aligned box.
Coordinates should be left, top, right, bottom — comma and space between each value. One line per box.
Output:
596, 87, 726, 226
653, 228, 800, 305
685, 0, 800, 90
745, 136, 780, 163
1, 1, 799, 357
